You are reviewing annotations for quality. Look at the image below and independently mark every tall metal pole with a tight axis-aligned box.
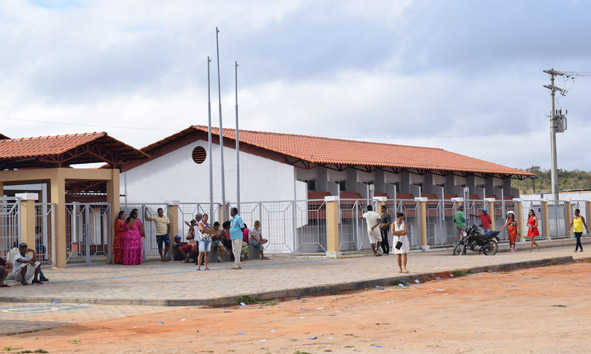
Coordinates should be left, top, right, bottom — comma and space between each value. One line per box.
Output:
549, 73, 558, 202
207, 56, 214, 217
543, 68, 565, 202
216, 27, 226, 219
235, 61, 240, 210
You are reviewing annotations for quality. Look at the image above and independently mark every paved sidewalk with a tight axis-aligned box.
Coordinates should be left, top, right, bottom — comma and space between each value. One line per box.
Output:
0, 238, 587, 307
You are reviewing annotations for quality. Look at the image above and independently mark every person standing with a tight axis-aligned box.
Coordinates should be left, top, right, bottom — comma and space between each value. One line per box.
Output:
478, 208, 492, 233
453, 205, 466, 240
501, 211, 518, 252
229, 208, 245, 270
362, 205, 382, 256
145, 208, 171, 262
123, 209, 144, 265
569, 208, 589, 252
526, 209, 541, 252
197, 214, 214, 271
113, 211, 126, 264
391, 212, 409, 273
379, 205, 392, 255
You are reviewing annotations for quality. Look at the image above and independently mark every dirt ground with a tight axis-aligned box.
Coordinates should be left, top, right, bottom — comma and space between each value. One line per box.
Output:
2, 262, 591, 354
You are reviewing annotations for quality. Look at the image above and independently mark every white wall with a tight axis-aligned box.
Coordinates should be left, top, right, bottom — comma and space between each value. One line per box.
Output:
122, 141, 297, 203
327, 169, 348, 182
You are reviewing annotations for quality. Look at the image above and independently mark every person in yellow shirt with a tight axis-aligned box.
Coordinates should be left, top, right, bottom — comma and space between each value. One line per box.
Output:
569, 208, 588, 252
145, 208, 171, 262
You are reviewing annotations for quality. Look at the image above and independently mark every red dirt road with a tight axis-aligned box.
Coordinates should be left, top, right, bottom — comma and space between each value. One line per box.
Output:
2, 263, 591, 353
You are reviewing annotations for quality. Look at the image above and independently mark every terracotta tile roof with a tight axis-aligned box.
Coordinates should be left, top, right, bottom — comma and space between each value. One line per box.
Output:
143, 125, 533, 177
0, 132, 149, 168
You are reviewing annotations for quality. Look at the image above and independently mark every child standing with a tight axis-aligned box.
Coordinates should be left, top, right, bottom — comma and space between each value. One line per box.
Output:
569, 209, 588, 252
527, 209, 540, 252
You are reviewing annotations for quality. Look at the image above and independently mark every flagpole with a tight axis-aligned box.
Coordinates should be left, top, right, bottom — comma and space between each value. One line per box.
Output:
207, 56, 213, 218
235, 61, 240, 210
215, 27, 226, 220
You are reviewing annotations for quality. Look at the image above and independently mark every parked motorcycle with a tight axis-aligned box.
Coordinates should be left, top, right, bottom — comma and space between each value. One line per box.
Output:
453, 225, 500, 256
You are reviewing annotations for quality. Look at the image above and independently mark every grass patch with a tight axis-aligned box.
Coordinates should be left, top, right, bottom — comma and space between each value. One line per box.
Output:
330, 290, 341, 295
236, 295, 277, 306
388, 280, 403, 286
451, 269, 467, 277
466, 269, 474, 274
3, 348, 24, 352
426, 273, 434, 279
68, 339, 80, 344
324, 350, 333, 352
293, 351, 310, 354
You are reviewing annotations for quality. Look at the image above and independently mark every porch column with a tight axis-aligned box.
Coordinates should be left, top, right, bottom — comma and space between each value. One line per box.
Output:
168, 201, 180, 238
106, 169, 120, 264
17, 193, 38, 249
50, 171, 67, 268
565, 201, 572, 237
415, 197, 428, 250
485, 198, 496, 231
542, 200, 550, 240
513, 198, 523, 242
325, 196, 341, 258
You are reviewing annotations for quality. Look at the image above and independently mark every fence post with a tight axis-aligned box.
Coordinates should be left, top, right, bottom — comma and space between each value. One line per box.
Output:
587, 202, 591, 234
513, 198, 523, 242
415, 197, 428, 250
16, 193, 38, 249
168, 201, 180, 239
542, 200, 550, 240
565, 201, 572, 237
485, 198, 496, 230
325, 196, 341, 258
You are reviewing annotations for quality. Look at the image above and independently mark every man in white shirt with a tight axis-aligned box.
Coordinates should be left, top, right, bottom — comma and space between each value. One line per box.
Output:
362, 205, 382, 257
12, 243, 42, 286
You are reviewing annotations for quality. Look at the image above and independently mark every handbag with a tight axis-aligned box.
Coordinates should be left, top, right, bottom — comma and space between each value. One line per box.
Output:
395, 240, 403, 250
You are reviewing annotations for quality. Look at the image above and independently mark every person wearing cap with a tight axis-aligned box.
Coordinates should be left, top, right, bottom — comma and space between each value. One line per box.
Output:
171, 235, 187, 261
478, 207, 492, 233
12, 243, 42, 286
453, 205, 467, 240
502, 210, 519, 252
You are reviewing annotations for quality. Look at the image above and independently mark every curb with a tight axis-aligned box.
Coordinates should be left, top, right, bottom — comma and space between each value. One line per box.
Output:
0, 256, 582, 308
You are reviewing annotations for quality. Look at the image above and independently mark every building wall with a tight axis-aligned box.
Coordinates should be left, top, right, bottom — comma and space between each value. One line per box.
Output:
122, 141, 299, 203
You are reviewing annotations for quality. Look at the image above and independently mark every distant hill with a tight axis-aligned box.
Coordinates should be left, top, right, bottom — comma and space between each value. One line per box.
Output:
513, 166, 591, 194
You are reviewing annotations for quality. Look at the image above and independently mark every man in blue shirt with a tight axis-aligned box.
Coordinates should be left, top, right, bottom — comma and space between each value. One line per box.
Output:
229, 207, 245, 270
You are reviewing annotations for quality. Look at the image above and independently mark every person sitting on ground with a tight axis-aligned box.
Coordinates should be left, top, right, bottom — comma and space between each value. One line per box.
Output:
211, 222, 230, 263
179, 221, 198, 263
249, 220, 269, 260
8, 242, 49, 282
171, 235, 187, 261
0, 256, 13, 287
12, 243, 43, 286
221, 221, 233, 257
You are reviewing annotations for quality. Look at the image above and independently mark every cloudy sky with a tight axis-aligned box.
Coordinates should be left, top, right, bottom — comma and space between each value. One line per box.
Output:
1, 0, 590, 171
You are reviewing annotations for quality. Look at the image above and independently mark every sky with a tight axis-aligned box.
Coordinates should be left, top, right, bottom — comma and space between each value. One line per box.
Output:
1, 0, 590, 171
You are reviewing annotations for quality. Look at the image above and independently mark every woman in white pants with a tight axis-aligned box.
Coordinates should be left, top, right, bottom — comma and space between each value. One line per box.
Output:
391, 212, 409, 273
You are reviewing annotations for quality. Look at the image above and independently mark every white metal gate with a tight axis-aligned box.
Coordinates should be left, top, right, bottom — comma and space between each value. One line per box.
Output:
0, 197, 20, 258
65, 202, 111, 266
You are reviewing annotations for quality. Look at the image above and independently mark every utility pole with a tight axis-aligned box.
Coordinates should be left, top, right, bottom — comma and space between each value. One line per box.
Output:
235, 61, 240, 210
216, 27, 226, 220
543, 68, 567, 202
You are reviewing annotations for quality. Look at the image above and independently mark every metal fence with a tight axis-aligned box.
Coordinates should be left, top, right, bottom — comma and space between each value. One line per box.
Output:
0, 197, 20, 259
35, 202, 56, 267
65, 202, 111, 266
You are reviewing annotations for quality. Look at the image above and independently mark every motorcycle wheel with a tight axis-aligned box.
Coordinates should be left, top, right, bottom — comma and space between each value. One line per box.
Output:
453, 243, 466, 256
483, 240, 498, 256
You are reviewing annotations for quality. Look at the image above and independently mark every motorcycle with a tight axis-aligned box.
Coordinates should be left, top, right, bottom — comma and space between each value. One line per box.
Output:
453, 225, 500, 256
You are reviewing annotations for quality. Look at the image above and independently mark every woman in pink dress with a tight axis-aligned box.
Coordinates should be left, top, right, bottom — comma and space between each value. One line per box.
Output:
123, 209, 144, 265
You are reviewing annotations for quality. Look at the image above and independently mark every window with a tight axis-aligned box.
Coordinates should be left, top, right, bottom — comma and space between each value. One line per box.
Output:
336, 181, 347, 192
305, 180, 316, 191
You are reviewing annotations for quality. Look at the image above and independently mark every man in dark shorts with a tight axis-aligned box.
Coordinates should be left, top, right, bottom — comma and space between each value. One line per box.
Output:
379, 205, 393, 255
145, 208, 171, 262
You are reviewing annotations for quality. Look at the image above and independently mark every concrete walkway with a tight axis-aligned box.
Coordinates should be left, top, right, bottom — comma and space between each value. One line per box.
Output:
0, 239, 588, 307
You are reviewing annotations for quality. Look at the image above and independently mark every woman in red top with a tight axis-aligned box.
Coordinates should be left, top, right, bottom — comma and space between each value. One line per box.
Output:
502, 211, 518, 252
113, 211, 126, 264
527, 209, 540, 252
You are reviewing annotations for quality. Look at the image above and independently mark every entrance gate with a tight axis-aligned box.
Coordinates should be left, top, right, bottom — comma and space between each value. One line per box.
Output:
0, 197, 20, 258
65, 202, 111, 266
